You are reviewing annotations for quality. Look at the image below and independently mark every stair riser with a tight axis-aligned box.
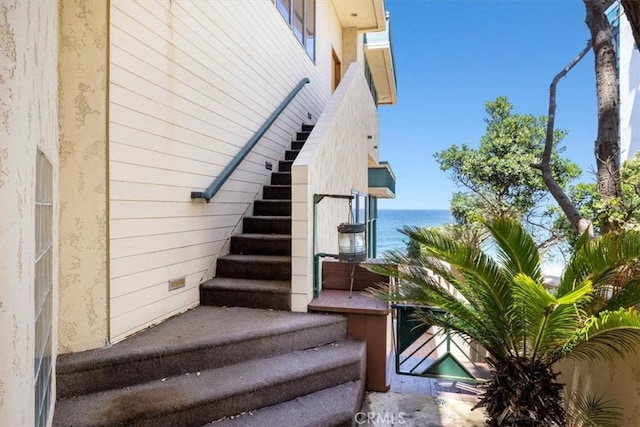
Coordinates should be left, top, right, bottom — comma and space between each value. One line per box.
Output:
284, 150, 300, 160
217, 259, 291, 280
270, 173, 291, 186
118, 361, 363, 427
243, 217, 291, 234
56, 321, 347, 398
301, 124, 314, 132
262, 185, 291, 200
290, 141, 305, 151
253, 200, 291, 216
230, 237, 290, 256
200, 288, 291, 310
278, 160, 292, 172
297, 131, 311, 141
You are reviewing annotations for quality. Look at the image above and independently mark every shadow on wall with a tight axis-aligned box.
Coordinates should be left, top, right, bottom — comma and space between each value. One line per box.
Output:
557, 355, 640, 426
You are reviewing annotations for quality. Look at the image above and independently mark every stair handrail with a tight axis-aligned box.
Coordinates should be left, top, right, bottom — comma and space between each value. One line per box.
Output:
191, 78, 311, 202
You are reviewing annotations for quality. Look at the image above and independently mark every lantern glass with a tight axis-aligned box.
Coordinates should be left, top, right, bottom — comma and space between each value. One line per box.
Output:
337, 222, 366, 263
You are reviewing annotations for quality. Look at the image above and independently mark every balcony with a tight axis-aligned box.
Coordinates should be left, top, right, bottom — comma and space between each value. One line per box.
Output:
364, 12, 397, 105
368, 161, 396, 198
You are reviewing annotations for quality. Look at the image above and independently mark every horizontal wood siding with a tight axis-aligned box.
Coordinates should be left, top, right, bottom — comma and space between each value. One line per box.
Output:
109, 0, 340, 341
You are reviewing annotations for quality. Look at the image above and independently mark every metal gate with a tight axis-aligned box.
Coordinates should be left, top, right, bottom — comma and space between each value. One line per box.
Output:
393, 304, 490, 385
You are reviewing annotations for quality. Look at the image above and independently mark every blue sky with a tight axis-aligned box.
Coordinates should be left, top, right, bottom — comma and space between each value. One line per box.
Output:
378, 0, 600, 209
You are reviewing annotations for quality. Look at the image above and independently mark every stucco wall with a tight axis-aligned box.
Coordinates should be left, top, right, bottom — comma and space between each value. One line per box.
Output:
108, 0, 343, 341
58, 0, 110, 353
0, 0, 59, 424
558, 355, 640, 426
620, 13, 640, 162
291, 61, 379, 311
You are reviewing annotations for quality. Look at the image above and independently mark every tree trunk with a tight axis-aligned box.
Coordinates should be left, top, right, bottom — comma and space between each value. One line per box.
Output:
478, 356, 565, 427
534, 41, 593, 236
584, 0, 621, 233
621, 0, 640, 49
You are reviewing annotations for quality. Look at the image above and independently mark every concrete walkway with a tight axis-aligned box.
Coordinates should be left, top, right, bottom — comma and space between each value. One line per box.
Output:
360, 368, 487, 426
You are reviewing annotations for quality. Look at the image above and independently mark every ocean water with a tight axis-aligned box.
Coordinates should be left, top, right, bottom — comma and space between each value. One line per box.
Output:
374, 208, 564, 278
376, 209, 453, 255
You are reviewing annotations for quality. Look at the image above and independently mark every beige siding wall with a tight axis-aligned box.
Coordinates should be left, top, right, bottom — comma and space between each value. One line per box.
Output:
58, 0, 110, 353
291, 61, 379, 311
108, 0, 343, 341
0, 0, 59, 424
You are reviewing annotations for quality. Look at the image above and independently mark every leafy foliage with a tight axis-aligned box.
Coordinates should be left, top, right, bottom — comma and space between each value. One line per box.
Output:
366, 218, 640, 426
552, 154, 640, 248
566, 393, 623, 427
435, 97, 581, 230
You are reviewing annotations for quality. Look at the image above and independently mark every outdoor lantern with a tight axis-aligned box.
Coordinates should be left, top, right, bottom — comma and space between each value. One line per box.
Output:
337, 222, 367, 263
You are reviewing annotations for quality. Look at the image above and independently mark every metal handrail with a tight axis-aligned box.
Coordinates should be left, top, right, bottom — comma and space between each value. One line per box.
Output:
191, 78, 310, 202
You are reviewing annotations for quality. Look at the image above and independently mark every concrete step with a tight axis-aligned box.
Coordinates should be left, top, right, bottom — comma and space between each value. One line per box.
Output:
242, 216, 291, 234
270, 172, 291, 186
216, 254, 290, 280
262, 184, 291, 200
56, 306, 346, 398
208, 380, 364, 427
200, 278, 291, 310
230, 233, 291, 256
53, 340, 365, 427
253, 199, 291, 216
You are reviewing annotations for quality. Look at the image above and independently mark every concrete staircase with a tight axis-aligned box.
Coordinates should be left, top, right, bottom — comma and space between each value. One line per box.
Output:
53, 125, 368, 426
200, 124, 314, 311
53, 306, 365, 426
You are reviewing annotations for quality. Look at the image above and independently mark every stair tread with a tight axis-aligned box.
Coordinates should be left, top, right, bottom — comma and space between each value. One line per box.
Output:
54, 340, 365, 426
208, 380, 363, 427
232, 233, 292, 240
244, 215, 292, 220
57, 306, 344, 374
219, 254, 290, 263
201, 278, 290, 294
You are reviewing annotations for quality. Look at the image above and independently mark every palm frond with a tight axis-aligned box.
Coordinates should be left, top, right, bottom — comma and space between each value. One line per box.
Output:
559, 230, 640, 300
565, 393, 622, 427
399, 226, 513, 331
565, 308, 640, 361
601, 279, 640, 312
486, 217, 543, 282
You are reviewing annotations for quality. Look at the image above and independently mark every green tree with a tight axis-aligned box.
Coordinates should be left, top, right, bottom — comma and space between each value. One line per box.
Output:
551, 154, 640, 247
367, 218, 640, 426
435, 97, 581, 246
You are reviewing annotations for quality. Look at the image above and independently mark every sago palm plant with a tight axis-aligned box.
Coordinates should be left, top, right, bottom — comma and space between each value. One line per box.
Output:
366, 217, 640, 426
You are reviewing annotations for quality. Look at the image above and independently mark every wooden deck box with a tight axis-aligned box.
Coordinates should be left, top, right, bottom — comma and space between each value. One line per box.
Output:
308, 259, 392, 392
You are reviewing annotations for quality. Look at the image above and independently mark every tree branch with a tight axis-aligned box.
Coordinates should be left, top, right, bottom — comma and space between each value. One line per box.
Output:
532, 40, 593, 236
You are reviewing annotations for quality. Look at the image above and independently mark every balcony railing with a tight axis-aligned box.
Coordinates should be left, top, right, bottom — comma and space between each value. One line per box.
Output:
368, 161, 396, 198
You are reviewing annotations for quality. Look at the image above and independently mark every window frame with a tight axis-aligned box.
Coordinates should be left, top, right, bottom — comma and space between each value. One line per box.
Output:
274, 0, 316, 61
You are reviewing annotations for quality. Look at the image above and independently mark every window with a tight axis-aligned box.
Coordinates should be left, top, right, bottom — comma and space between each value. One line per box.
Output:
275, 0, 316, 60
34, 151, 53, 427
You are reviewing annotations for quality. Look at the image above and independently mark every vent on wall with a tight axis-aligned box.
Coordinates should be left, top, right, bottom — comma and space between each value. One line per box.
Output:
168, 277, 186, 291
